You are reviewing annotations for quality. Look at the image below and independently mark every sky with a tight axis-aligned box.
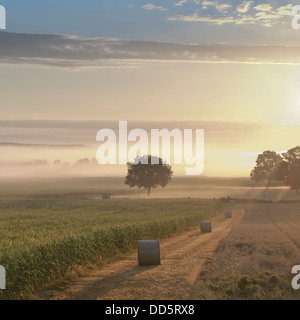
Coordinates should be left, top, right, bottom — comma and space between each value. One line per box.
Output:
0, 1, 300, 177
1, 0, 300, 44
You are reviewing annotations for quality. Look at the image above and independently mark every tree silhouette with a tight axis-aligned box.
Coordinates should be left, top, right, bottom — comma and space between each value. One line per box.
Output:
250, 150, 282, 185
125, 155, 173, 196
276, 146, 300, 195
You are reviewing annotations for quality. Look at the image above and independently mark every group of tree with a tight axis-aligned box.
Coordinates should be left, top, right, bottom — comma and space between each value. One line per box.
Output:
250, 146, 300, 194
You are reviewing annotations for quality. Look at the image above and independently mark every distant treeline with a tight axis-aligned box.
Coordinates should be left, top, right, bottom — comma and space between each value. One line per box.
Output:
21, 158, 98, 168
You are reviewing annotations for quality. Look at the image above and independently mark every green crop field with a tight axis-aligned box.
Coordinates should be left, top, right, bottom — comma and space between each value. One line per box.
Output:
0, 197, 221, 299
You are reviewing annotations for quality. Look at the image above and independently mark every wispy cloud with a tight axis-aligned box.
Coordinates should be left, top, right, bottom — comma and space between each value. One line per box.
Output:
215, 3, 232, 13
237, 1, 253, 13
1, 32, 300, 68
276, 4, 294, 16
254, 3, 273, 12
0, 119, 283, 134
168, 2, 295, 27
169, 13, 235, 24
201, 1, 232, 12
174, 0, 188, 6
1, 119, 299, 154
142, 4, 167, 11
0, 142, 87, 148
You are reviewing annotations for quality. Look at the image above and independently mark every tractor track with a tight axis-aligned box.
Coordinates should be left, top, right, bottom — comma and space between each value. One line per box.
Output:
48, 207, 244, 300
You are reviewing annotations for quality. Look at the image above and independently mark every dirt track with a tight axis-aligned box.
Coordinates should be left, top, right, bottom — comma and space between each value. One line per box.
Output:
50, 207, 244, 300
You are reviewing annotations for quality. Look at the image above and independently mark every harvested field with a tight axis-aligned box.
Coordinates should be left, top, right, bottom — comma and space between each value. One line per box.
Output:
191, 203, 300, 300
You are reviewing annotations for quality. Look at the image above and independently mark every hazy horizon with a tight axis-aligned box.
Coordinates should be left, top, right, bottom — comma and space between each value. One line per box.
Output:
0, 118, 299, 177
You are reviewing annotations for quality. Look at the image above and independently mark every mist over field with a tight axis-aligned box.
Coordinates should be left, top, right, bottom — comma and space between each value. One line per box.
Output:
0, 176, 297, 203
1, 119, 300, 178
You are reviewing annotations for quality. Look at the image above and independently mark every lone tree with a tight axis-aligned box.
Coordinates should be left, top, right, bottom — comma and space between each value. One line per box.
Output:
275, 146, 300, 195
250, 150, 282, 185
125, 155, 173, 196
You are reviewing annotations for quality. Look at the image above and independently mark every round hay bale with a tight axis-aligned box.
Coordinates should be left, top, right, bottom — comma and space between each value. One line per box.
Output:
137, 240, 161, 266
225, 210, 232, 219
200, 221, 212, 233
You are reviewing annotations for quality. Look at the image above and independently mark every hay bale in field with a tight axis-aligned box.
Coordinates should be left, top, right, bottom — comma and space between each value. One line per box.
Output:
200, 221, 212, 233
225, 210, 232, 219
137, 240, 161, 266
102, 193, 112, 199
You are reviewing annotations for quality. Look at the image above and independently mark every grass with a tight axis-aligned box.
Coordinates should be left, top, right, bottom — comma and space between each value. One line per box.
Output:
0, 198, 221, 299
191, 270, 300, 300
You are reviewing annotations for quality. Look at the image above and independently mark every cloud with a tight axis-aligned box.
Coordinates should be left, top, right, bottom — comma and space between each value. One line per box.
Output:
200, 1, 232, 12
169, 13, 235, 24
236, 1, 253, 13
0, 142, 87, 148
0, 119, 281, 151
2, 120, 299, 162
142, 4, 167, 11
0, 119, 280, 133
174, 0, 188, 6
249, 3, 293, 27
215, 3, 232, 13
167, 1, 294, 27
1, 32, 300, 68
276, 4, 294, 16
253, 3, 273, 12
202, 1, 215, 6
170, 1, 295, 27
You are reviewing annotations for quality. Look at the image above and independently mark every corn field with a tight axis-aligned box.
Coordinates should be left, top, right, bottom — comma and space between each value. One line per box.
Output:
0, 198, 221, 299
